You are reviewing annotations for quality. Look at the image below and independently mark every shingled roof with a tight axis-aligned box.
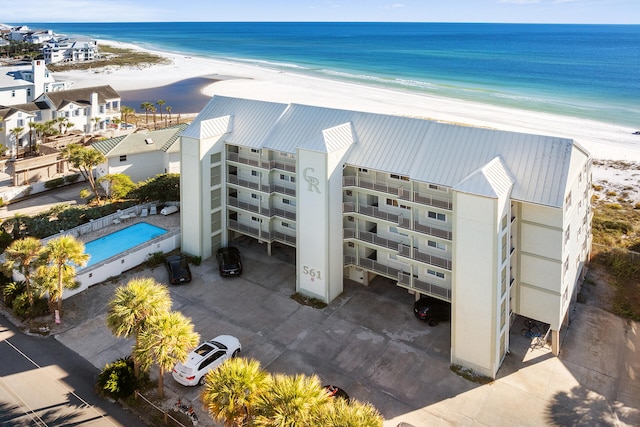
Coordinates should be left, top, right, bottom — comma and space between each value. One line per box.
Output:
40, 85, 120, 109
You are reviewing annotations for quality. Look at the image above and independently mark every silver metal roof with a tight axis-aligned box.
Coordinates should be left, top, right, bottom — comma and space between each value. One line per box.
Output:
184, 96, 589, 208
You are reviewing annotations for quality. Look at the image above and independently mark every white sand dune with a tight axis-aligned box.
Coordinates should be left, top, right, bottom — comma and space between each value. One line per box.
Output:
54, 39, 640, 200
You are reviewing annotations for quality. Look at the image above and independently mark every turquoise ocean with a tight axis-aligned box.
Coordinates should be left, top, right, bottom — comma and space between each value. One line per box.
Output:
25, 22, 640, 127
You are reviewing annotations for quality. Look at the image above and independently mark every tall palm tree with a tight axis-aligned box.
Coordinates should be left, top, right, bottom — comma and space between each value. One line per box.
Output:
253, 373, 331, 427
9, 126, 24, 158
61, 143, 106, 201
106, 277, 171, 377
140, 102, 154, 124
93, 116, 101, 132
27, 121, 37, 154
135, 310, 199, 399
319, 398, 383, 427
120, 105, 134, 125
201, 357, 271, 426
156, 99, 165, 121
2, 237, 44, 308
165, 106, 172, 124
38, 235, 89, 317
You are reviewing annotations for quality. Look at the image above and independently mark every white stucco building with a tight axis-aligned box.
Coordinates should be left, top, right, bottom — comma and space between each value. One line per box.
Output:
179, 96, 592, 378
93, 124, 186, 183
0, 60, 69, 106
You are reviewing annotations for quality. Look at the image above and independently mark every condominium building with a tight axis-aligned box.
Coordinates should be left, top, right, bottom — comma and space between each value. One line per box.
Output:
180, 96, 592, 378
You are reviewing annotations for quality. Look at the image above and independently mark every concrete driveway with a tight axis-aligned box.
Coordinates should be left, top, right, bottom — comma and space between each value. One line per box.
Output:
50, 236, 640, 427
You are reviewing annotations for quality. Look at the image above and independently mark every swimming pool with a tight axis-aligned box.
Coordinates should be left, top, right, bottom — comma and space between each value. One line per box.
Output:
83, 222, 168, 268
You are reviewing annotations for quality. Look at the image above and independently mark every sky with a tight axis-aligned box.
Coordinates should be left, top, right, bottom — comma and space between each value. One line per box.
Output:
2, 0, 638, 24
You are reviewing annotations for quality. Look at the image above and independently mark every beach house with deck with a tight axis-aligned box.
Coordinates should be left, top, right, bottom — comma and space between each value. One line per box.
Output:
179, 95, 592, 379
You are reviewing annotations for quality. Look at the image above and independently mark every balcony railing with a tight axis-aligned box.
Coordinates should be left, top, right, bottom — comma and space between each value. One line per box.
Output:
343, 202, 400, 223
398, 217, 452, 240
343, 176, 452, 210
343, 228, 403, 251
344, 255, 403, 279
398, 273, 451, 301
228, 219, 296, 246
227, 153, 296, 173
227, 175, 296, 197
227, 196, 271, 216
398, 244, 452, 270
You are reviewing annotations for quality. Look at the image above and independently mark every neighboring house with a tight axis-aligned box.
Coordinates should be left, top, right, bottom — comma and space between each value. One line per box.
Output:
180, 96, 592, 379
32, 85, 121, 134
26, 30, 54, 45
93, 123, 187, 183
41, 38, 98, 64
0, 60, 70, 106
0, 105, 36, 157
8, 26, 31, 41
0, 85, 121, 157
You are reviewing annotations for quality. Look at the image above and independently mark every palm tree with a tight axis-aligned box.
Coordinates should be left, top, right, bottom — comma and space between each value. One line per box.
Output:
61, 143, 106, 201
106, 277, 171, 377
253, 373, 331, 427
2, 237, 44, 308
165, 106, 172, 125
56, 117, 71, 134
135, 310, 199, 399
156, 99, 165, 121
93, 116, 101, 132
27, 121, 37, 154
140, 102, 154, 124
9, 126, 24, 158
38, 235, 89, 317
201, 357, 271, 426
120, 105, 134, 125
319, 398, 383, 427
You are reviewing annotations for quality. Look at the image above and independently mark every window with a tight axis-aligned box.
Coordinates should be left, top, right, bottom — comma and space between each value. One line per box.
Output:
251, 216, 262, 223
251, 170, 258, 176
565, 192, 572, 209
280, 174, 295, 182
251, 194, 259, 199
390, 174, 409, 181
282, 222, 290, 228
565, 226, 571, 244
358, 168, 368, 173
119, 155, 127, 162
386, 198, 398, 207
283, 198, 295, 206
502, 234, 508, 262
429, 184, 439, 190
501, 214, 508, 231
251, 148, 261, 153
346, 190, 352, 196
210, 152, 221, 163
428, 211, 446, 221
11, 90, 15, 97
27, 88, 31, 97
427, 269, 445, 279
427, 240, 446, 251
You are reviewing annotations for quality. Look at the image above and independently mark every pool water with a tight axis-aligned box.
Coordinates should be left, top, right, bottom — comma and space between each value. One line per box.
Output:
83, 222, 167, 268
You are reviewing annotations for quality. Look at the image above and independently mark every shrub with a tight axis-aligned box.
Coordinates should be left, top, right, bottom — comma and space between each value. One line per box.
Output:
65, 174, 80, 184
96, 357, 137, 399
3, 281, 25, 305
146, 251, 165, 267
592, 184, 603, 191
187, 255, 201, 266
44, 177, 65, 190
607, 191, 617, 197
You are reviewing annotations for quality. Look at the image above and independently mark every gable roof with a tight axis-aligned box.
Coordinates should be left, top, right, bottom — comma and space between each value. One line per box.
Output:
93, 124, 188, 157
37, 85, 120, 109
184, 96, 590, 208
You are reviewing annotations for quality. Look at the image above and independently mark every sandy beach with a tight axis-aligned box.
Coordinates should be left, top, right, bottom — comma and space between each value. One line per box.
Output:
53, 40, 640, 198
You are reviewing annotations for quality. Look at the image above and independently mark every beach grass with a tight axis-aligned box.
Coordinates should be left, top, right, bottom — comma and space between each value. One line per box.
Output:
47, 44, 170, 72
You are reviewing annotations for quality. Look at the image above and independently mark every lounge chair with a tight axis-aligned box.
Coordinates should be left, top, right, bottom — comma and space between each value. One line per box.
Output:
141, 208, 148, 217
113, 218, 121, 225
150, 205, 157, 215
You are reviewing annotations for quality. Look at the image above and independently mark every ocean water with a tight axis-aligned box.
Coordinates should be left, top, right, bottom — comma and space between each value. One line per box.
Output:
27, 22, 640, 127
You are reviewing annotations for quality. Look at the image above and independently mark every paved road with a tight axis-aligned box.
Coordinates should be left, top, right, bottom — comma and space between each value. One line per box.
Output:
0, 315, 145, 426
0, 182, 86, 220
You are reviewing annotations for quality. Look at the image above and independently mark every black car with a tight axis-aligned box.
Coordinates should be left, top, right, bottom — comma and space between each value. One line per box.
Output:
216, 247, 242, 277
413, 296, 450, 326
165, 255, 192, 285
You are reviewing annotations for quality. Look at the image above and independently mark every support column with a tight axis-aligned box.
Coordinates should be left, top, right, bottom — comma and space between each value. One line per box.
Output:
267, 242, 272, 257
551, 329, 560, 356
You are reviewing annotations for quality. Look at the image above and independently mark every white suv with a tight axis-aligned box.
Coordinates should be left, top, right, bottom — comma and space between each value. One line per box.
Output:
172, 335, 241, 386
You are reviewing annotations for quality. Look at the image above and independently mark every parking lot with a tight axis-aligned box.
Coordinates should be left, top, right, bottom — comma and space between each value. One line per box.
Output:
53, 234, 640, 426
